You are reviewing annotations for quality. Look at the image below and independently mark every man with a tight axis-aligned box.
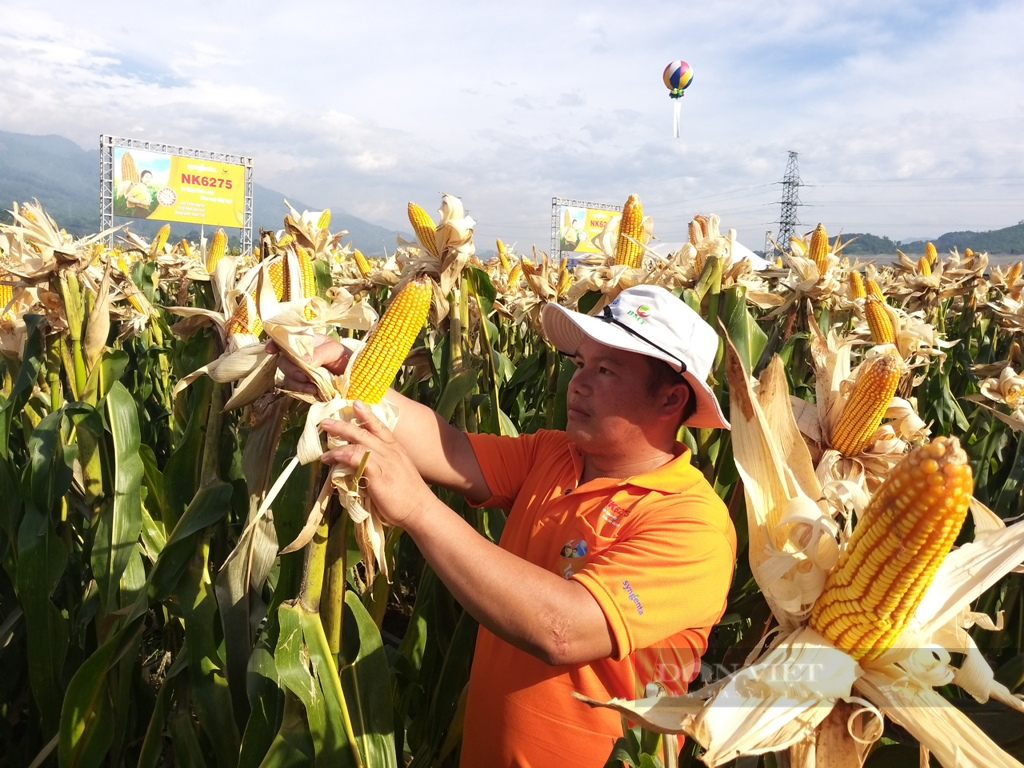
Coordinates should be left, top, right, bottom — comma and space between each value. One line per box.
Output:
279, 284, 736, 767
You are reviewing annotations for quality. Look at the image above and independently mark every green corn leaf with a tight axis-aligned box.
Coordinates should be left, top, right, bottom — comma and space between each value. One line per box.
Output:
91, 381, 144, 612
0, 313, 46, 459
408, 609, 477, 767
238, 641, 285, 768
255, 693, 315, 768
340, 591, 398, 768
177, 530, 241, 768
143, 479, 233, 604
17, 411, 71, 736
58, 622, 142, 768
58, 639, 116, 768
136, 673, 175, 768
167, 709, 210, 768
276, 603, 359, 768
435, 369, 479, 423
720, 285, 767, 378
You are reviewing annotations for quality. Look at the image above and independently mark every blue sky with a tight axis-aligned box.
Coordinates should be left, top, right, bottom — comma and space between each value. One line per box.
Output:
1, 0, 1022, 252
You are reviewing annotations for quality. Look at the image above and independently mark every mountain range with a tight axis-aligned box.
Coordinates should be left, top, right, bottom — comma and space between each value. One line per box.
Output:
2, 130, 1023, 258
0, 130, 406, 255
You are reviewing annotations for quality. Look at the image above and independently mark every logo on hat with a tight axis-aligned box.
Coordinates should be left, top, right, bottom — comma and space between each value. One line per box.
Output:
626, 304, 653, 325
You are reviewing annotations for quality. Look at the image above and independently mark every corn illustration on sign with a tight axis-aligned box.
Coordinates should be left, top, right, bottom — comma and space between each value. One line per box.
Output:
112, 147, 246, 227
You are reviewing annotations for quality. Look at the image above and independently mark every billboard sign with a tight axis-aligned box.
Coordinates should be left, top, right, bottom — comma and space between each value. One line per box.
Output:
551, 197, 623, 260
112, 147, 247, 228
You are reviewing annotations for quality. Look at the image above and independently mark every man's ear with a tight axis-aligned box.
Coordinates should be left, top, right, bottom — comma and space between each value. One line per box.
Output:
663, 380, 690, 415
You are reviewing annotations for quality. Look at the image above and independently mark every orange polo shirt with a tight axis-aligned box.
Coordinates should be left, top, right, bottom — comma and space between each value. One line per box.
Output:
459, 430, 736, 768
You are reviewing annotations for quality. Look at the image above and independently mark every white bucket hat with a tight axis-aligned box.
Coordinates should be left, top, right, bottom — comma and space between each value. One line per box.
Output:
541, 285, 730, 429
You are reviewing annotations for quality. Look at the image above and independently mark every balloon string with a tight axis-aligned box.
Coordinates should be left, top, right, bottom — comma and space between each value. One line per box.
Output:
673, 101, 681, 139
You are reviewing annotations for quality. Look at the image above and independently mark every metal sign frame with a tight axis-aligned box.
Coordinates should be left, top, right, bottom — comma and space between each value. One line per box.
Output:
550, 196, 623, 262
100, 134, 254, 254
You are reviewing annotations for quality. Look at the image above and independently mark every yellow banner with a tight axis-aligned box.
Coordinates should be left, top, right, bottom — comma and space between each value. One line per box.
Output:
557, 204, 620, 254
113, 148, 246, 228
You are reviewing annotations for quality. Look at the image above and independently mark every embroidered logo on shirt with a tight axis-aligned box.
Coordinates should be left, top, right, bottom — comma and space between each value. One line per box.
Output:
622, 579, 644, 616
600, 500, 632, 527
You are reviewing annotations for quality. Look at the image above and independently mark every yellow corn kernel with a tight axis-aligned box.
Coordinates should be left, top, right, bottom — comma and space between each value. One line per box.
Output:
865, 296, 896, 345
497, 239, 511, 272
151, 224, 170, 256
180, 238, 193, 258
288, 245, 317, 301
917, 256, 932, 276
866, 277, 885, 302
408, 202, 440, 258
121, 152, 139, 183
507, 263, 522, 286
848, 270, 866, 300
267, 259, 286, 301
614, 194, 644, 269
809, 223, 829, 277
925, 241, 938, 266
317, 209, 331, 231
810, 436, 972, 661
556, 266, 572, 297
0, 270, 13, 317
205, 229, 228, 274
225, 296, 263, 338
830, 351, 902, 457
353, 249, 372, 277
346, 276, 433, 404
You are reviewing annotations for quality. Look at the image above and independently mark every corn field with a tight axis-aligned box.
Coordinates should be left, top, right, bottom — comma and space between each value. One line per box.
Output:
1, 196, 1023, 768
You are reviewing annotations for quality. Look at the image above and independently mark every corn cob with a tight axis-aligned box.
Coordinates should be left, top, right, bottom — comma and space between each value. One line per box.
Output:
225, 296, 262, 338
917, 256, 932, 276
614, 194, 644, 269
556, 265, 572, 297
497, 239, 510, 272
809, 223, 829, 277
121, 152, 139, 183
0, 270, 12, 318
848, 270, 866, 300
267, 259, 286, 301
810, 436, 972, 661
317, 209, 331, 231
507, 263, 522, 286
288, 245, 317, 301
865, 297, 896, 345
925, 242, 938, 266
205, 229, 228, 274
353, 249, 372, 277
346, 276, 433, 404
830, 351, 902, 456
408, 202, 440, 258
964, 247, 975, 266
151, 224, 170, 256
866, 277, 885, 302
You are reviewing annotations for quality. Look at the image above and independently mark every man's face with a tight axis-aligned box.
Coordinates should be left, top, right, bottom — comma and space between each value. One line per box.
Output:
565, 337, 662, 450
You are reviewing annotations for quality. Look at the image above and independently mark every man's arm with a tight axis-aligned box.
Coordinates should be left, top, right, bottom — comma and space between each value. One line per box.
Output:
273, 336, 490, 503
321, 402, 617, 667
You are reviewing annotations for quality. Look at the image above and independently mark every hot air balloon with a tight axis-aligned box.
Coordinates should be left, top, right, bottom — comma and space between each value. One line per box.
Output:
663, 60, 693, 138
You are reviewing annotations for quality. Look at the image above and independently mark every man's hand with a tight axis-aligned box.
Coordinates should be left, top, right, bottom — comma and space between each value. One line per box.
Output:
320, 400, 436, 529
268, 334, 350, 396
